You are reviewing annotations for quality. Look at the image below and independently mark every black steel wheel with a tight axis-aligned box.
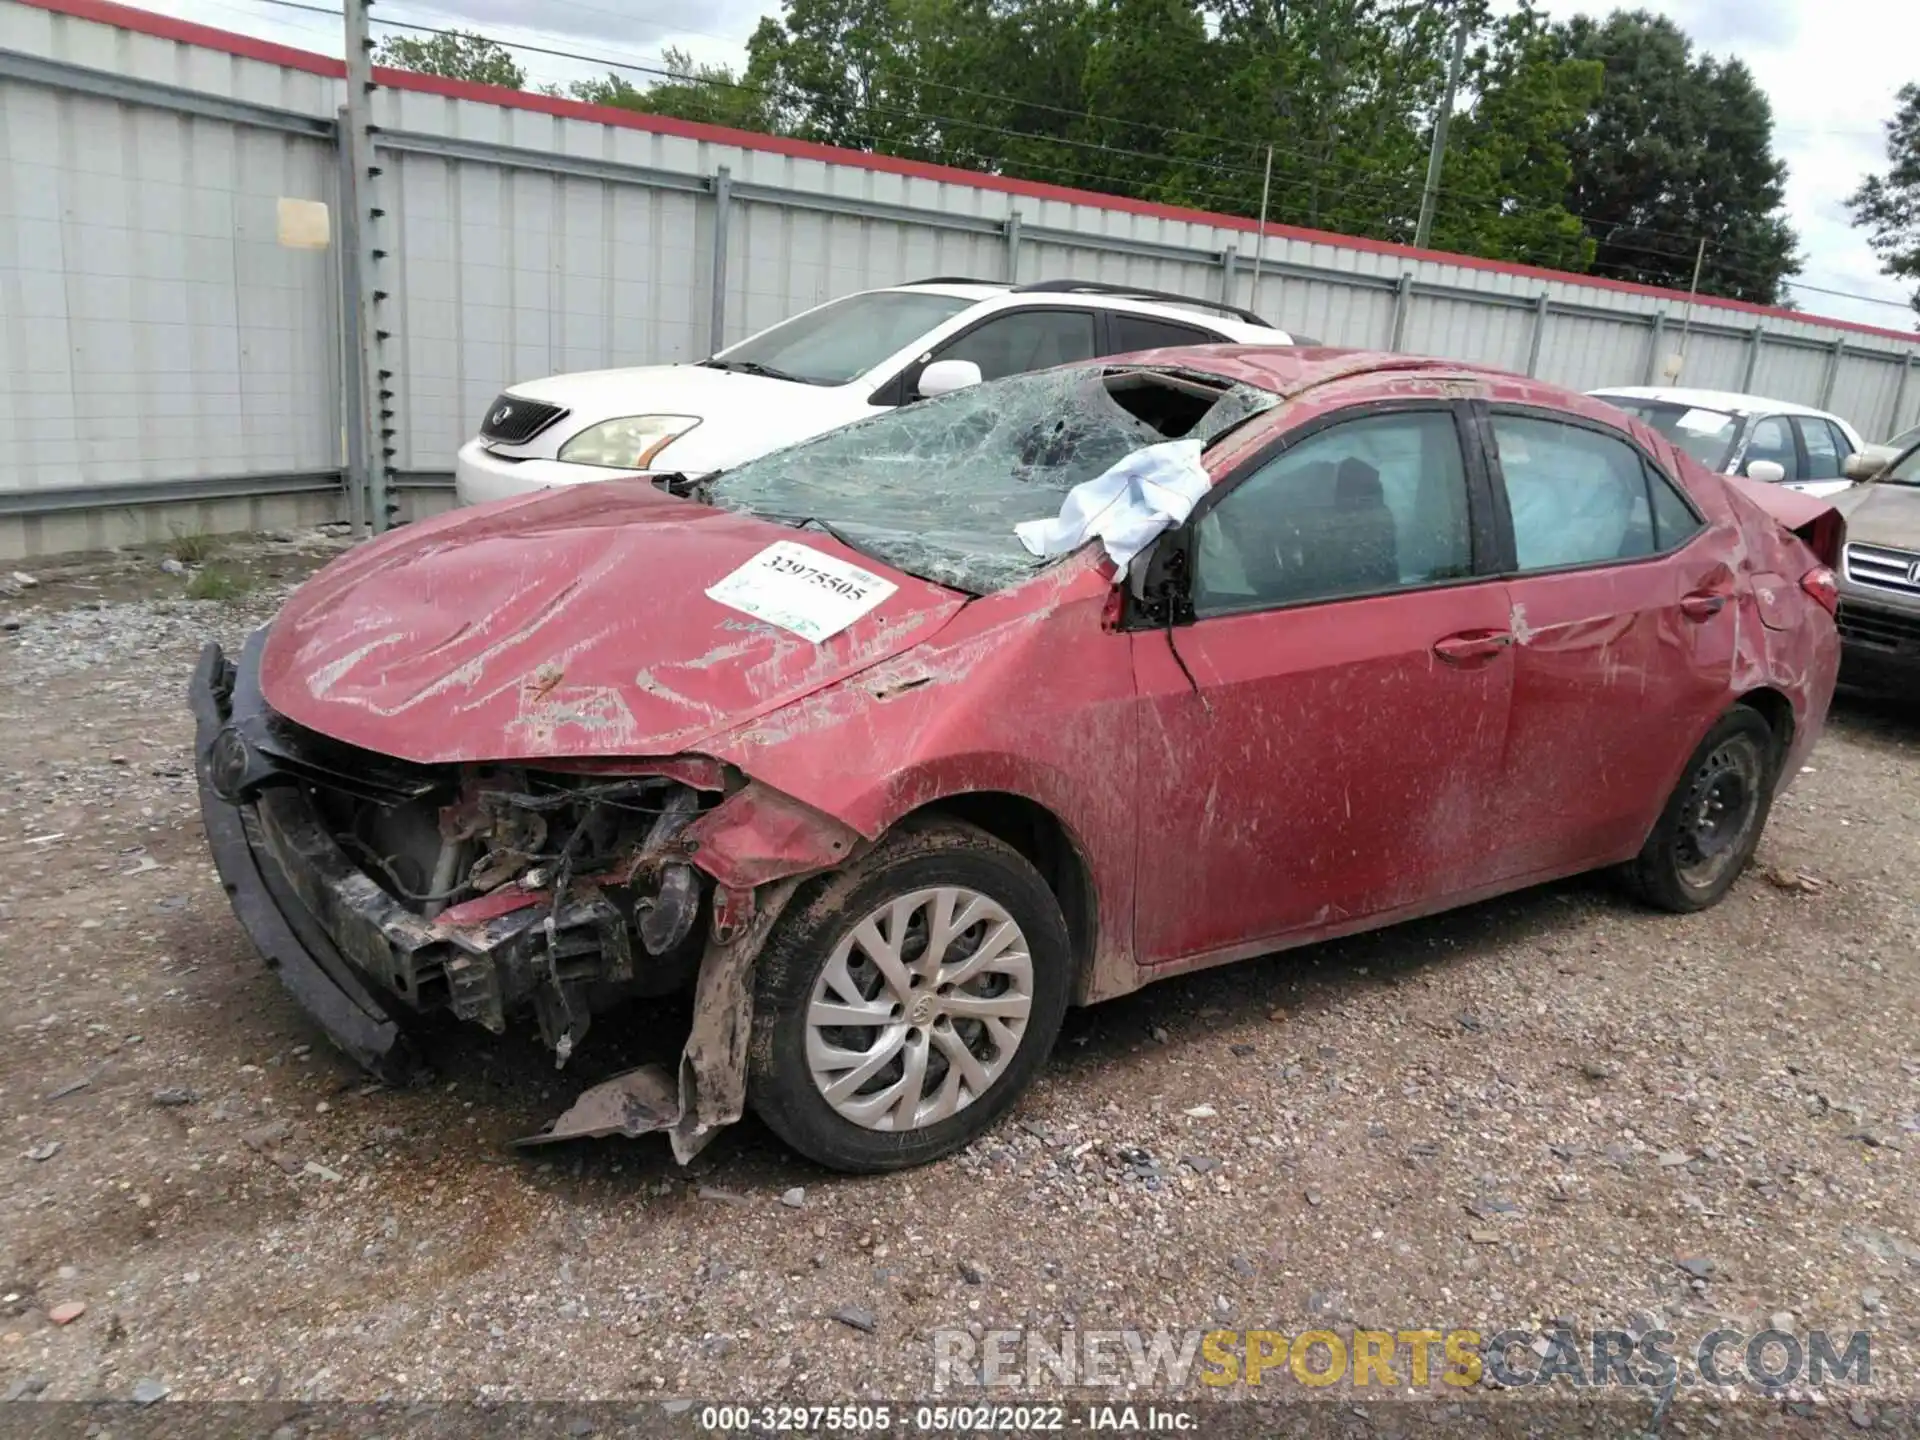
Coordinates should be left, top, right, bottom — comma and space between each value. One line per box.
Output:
1624, 705, 1777, 913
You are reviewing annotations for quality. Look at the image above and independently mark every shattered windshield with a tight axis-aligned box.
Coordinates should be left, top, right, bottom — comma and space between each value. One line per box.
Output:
704, 366, 1276, 593
1886, 443, 1920, 485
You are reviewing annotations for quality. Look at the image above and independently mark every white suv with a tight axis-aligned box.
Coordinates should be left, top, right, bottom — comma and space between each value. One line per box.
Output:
1587, 386, 1867, 499
454, 279, 1312, 505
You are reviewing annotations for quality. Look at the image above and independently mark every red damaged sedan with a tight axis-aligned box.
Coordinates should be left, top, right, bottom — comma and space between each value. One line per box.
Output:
191, 348, 1841, 1172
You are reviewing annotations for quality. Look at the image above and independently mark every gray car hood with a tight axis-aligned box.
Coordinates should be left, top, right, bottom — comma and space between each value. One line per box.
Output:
1836, 481, 1920, 551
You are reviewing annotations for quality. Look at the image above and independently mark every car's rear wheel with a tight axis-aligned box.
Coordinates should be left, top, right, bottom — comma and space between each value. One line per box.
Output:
746, 818, 1070, 1172
1624, 705, 1777, 913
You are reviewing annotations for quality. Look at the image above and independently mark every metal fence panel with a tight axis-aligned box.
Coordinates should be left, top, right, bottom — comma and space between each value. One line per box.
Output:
1538, 313, 1650, 394
3, 0, 1920, 547
0, 75, 340, 494
1751, 342, 1838, 411
1832, 351, 1905, 439
1532, 312, 1650, 391
386, 148, 709, 468
726, 197, 1001, 347
1401, 292, 1533, 370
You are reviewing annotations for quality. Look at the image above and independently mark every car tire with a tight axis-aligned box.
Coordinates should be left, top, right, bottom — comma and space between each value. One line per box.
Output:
1623, 705, 1778, 914
746, 817, 1070, 1173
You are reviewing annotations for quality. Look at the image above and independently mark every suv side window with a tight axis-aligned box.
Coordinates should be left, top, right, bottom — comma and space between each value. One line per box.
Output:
1797, 417, 1845, 479
932, 308, 1098, 383
1744, 416, 1800, 480
1192, 410, 1473, 616
1109, 314, 1224, 353
1491, 415, 1660, 570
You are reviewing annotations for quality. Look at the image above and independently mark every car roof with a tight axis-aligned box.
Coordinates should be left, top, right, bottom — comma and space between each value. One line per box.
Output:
1102, 345, 1489, 393
1589, 385, 1844, 422
885, 280, 1293, 342
1109, 346, 1676, 430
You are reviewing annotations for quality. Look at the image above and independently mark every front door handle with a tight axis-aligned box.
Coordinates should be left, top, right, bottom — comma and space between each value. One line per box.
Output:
1680, 590, 1728, 621
1433, 629, 1514, 664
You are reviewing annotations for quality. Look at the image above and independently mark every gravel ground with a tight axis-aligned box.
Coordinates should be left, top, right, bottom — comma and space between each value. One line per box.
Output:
2, 536, 1918, 1428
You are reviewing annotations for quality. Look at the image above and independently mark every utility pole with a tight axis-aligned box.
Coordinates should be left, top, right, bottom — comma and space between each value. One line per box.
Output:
1413, 15, 1469, 252
1670, 236, 1708, 380
1249, 144, 1273, 320
343, 0, 393, 532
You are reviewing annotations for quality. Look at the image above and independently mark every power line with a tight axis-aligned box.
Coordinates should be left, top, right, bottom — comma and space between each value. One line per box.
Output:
238, 0, 1905, 312
241, 0, 1728, 261
1781, 279, 1916, 311
249, 0, 1444, 227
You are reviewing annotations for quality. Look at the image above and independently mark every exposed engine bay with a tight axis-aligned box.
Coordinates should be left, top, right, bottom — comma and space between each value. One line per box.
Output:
313, 767, 713, 1064
192, 632, 861, 1159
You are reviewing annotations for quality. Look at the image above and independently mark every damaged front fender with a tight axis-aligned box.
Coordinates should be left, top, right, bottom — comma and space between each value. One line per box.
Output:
517, 876, 802, 1160
519, 780, 862, 1157
680, 779, 869, 890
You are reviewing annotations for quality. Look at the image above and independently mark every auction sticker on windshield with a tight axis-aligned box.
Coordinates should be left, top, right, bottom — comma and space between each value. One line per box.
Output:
706, 541, 898, 643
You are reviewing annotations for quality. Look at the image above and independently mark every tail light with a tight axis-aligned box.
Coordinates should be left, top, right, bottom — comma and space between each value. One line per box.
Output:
1801, 565, 1839, 617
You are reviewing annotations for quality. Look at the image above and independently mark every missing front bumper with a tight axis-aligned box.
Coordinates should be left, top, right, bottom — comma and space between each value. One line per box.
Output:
190, 638, 423, 1083
189, 636, 808, 1161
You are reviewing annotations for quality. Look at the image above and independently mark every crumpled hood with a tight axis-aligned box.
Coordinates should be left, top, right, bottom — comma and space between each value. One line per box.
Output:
258, 481, 969, 765
495, 363, 855, 473
1835, 479, 1920, 550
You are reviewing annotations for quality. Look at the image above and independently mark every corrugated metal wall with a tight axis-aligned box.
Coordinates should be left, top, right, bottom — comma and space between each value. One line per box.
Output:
1, 0, 1917, 556
0, 73, 341, 492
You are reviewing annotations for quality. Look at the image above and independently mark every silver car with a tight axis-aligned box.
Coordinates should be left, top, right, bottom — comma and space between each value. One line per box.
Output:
1835, 440, 1920, 693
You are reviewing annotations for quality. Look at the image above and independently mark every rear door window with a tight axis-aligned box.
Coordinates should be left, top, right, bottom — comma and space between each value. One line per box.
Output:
1109, 314, 1225, 353
1744, 416, 1800, 480
1646, 460, 1705, 550
1797, 417, 1845, 479
1491, 415, 1658, 569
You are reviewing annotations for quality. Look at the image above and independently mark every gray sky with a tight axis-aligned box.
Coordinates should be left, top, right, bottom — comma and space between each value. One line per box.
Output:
176, 0, 1916, 334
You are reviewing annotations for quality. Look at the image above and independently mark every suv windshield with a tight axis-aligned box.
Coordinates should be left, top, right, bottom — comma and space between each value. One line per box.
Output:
704, 290, 975, 386
1600, 398, 1741, 469
705, 366, 1275, 593
1886, 442, 1920, 485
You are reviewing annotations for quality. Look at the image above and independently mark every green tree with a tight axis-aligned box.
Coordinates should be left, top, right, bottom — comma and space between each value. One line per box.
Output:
1550, 10, 1799, 303
1071, 0, 1220, 202
890, 0, 1094, 178
375, 30, 525, 89
570, 48, 776, 132
1428, 7, 1600, 270
1205, 0, 1469, 238
1847, 83, 1920, 317
744, 0, 931, 153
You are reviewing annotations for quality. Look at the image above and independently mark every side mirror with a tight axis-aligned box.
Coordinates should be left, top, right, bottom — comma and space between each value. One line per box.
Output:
916, 359, 983, 399
1845, 448, 1894, 482
1745, 459, 1787, 484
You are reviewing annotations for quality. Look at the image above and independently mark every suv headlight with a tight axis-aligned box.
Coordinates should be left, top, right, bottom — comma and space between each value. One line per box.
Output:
558, 415, 701, 469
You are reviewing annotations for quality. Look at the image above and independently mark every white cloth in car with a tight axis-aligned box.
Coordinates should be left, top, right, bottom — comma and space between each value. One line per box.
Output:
1014, 438, 1211, 578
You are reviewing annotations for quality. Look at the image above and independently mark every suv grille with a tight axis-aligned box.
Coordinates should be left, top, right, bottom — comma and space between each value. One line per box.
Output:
1837, 601, 1920, 654
1844, 541, 1920, 598
479, 392, 567, 445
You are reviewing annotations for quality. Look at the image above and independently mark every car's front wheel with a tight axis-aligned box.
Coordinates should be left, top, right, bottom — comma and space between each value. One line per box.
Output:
1624, 704, 1778, 913
746, 818, 1070, 1172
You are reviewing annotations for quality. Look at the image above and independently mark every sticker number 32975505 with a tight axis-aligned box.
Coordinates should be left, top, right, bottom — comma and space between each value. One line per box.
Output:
705, 541, 899, 644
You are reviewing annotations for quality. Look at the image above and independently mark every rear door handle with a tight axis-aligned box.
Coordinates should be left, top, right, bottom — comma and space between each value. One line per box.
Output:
1433, 629, 1514, 664
1680, 590, 1728, 620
